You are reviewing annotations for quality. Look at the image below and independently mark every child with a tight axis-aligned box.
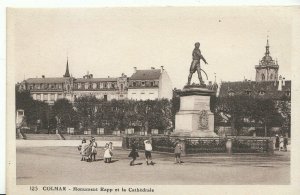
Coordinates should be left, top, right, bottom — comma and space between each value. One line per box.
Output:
91, 137, 98, 161
79, 138, 89, 161
128, 141, 139, 166
104, 143, 112, 163
144, 140, 154, 165
174, 142, 182, 164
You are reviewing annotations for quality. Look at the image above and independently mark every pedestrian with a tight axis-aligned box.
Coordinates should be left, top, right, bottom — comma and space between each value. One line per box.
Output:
91, 137, 98, 161
279, 135, 284, 151
144, 139, 154, 165
283, 135, 288, 152
128, 140, 139, 166
275, 134, 280, 151
104, 143, 112, 163
174, 142, 182, 164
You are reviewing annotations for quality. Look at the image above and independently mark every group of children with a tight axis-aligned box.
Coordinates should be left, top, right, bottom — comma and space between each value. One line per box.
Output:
78, 137, 114, 163
79, 137, 184, 166
128, 140, 183, 166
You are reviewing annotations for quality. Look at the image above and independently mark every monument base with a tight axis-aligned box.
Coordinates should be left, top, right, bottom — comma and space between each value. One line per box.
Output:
172, 86, 217, 137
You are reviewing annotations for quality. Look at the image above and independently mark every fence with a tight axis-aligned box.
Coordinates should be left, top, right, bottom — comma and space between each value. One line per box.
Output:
122, 135, 273, 154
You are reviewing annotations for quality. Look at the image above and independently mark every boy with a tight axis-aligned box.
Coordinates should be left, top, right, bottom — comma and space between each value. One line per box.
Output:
144, 140, 154, 165
174, 142, 182, 164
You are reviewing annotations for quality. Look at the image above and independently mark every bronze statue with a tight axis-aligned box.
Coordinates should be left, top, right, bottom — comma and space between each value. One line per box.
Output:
187, 42, 208, 85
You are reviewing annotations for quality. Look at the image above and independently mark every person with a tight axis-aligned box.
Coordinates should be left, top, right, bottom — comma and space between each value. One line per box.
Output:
128, 141, 139, 166
279, 135, 284, 151
283, 135, 288, 152
144, 140, 154, 165
91, 137, 98, 161
187, 42, 208, 85
275, 134, 280, 150
104, 143, 112, 163
174, 142, 182, 164
79, 138, 91, 161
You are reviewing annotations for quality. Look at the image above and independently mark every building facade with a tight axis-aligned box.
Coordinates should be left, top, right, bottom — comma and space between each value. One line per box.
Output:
18, 62, 172, 104
127, 66, 172, 100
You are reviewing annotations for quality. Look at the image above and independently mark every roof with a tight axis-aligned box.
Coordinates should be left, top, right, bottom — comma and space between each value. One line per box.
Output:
130, 69, 161, 80
24, 77, 118, 84
25, 77, 69, 84
74, 78, 117, 82
219, 80, 291, 99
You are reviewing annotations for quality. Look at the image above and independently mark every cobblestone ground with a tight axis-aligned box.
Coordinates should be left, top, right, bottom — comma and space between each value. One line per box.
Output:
17, 146, 290, 185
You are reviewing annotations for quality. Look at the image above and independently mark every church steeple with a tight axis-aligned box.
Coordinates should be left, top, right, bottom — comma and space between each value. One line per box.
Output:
64, 58, 70, 77
255, 36, 279, 82
265, 37, 270, 56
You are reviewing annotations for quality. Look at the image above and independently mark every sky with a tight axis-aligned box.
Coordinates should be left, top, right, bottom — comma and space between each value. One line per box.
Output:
8, 7, 295, 89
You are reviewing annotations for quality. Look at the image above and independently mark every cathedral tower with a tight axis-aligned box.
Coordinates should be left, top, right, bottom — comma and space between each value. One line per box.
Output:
255, 38, 279, 82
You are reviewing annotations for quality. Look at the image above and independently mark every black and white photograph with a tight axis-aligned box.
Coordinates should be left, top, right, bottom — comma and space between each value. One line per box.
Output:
5, 5, 300, 195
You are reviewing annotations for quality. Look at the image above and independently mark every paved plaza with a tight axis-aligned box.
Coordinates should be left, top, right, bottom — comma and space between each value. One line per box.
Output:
16, 144, 290, 185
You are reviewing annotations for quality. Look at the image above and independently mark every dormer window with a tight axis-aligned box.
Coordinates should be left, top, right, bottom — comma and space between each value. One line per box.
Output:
228, 89, 235, 96
286, 91, 291, 97
258, 90, 265, 96
245, 90, 251, 96
150, 81, 154, 87
141, 81, 145, 86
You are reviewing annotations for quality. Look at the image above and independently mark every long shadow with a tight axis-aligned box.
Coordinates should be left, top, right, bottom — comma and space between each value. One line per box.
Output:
133, 163, 143, 166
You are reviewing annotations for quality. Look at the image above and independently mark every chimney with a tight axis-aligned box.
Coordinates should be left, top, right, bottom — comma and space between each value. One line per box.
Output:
42, 75, 45, 78
134, 67, 137, 73
282, 77, 285, 86
161, 66, 164, 72
278, 75, 282, 91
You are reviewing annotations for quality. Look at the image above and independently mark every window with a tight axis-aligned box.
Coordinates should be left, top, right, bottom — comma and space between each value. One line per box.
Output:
58, 94, 63, 99
36, 94, 41, 100
270, 74, 273, 80
50, 94, 55, 101
150, 82, 154, 87
141, 92, 145, 94
133, 82, 136, 87
85, 83, 89, 89
149, 92, 154, 94
120, 84, 124, 91
261, 74, 265, 81
103, 83, 107, 88
286, 91, 291, 97
92, 83, 97, 89
141, 81, 145, 86
43, 94, 48, 101
104, 95, 107, 101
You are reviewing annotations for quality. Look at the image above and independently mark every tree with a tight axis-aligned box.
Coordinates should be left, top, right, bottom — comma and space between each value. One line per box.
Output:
52, 98, 75, 132
215, 95, 255, 135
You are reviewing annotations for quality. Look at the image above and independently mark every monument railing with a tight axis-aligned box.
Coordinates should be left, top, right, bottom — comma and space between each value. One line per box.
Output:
122, 135, 273, 154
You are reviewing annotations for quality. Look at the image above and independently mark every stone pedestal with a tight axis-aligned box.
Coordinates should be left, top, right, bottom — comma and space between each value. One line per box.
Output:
173, 86, 217, 137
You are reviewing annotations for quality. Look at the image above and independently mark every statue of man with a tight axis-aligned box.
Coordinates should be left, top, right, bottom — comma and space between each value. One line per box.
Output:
187, 42, 208, 85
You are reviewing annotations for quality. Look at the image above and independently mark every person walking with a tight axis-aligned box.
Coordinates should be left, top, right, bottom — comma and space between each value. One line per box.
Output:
174, 142, 182, 164
144, 139, 154, 165
275, 134, 280, 151
128, 141, 139, 166
279, 135, 284, 151
283, 135, 288, 152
